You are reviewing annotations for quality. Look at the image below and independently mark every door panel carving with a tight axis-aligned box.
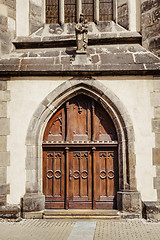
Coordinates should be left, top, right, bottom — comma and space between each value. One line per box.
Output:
68, 150, 92, 209
43, 149, 65, 209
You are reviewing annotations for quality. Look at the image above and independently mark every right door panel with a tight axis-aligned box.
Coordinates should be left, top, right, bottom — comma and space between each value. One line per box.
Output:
94, 148, 118, 209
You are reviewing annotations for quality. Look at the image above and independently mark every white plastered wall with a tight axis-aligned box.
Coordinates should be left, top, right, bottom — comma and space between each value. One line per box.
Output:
7, 76, 157, 204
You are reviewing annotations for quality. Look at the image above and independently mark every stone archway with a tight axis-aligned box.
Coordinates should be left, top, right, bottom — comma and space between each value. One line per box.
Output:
23, 78, 141, 214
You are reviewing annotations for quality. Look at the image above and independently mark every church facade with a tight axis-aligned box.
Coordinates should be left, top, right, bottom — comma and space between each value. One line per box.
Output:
0, 0, 160, 219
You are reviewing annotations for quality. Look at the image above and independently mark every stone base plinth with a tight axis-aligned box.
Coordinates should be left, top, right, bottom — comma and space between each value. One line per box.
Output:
22, 194, 45, 213
117, 190, 142, 214
0, 205, 20, 218
143, 201, 160, 220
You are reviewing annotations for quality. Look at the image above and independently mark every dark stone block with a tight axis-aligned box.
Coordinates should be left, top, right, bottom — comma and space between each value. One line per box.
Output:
134, 53, 159, 64
25, 64, 62, 72
0, 184, 10, 195
22, 58, 54, 65
23, 194, 45, 212
91, 55, 99, 64
61, 57, 70, 64
0, 58, 20, 65
143, 201, 160, 219
0, 64, 19, 71
39, 51, 59, 57
149, 36, 160, 51
0, 195, 6, 206
101, 53, 134, 64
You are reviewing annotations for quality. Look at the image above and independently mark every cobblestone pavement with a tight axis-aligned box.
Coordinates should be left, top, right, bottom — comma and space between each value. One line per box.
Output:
0, 219, 160, 240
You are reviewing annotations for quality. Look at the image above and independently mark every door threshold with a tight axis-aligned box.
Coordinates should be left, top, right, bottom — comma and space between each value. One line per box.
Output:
43, 209, 121, 219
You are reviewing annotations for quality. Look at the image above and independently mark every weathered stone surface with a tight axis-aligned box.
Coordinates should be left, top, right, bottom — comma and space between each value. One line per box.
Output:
4, 0, 16, 9
155, 134, 160, 147
153, 148, 160, 165
0, 195, 6, 206
0, 81, 7, 90
0, 90, 10, 101
23, 194, 45, 212
152, 119, 160, 133
0, 118, 10, 135
143, 201, 160, 219
0, 136, 7, 151
154, 177, 160, 189
0, 167, 6, 184
117, 3, 129, 30
151, 92, 160, 107
0, 152, 10, 166
0, 15, 7, 28
0, 102, 7, 117
135, 53, 159, 64
0, 205, 20, 218
117, 191, 142, 214
141, 0, 160, 56
0, 184, 10, 195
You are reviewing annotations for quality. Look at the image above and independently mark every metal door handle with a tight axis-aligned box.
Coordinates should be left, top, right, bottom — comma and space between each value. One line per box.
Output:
69, 170, 72, 181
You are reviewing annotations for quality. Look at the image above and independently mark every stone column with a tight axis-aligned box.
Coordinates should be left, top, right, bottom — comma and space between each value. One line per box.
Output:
113, 0, 117, 23
94, 0, 99, 23
59, 0, 64, 25
77, 0, 82, 22
128, 0, 140, 32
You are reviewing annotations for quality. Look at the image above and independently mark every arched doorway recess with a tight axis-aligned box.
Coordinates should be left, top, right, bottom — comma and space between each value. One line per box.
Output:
43, 94, 118, 209
23, 79, 141, 214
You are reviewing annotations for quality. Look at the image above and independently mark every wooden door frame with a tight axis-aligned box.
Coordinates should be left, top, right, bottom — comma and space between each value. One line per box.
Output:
23, 79, 139, 213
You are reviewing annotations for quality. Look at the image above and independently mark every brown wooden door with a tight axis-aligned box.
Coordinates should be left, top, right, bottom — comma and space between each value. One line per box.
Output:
43, 94, 118, 209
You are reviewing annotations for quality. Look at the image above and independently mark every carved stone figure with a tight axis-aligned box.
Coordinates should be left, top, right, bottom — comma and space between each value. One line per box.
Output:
75, 14, 88, 53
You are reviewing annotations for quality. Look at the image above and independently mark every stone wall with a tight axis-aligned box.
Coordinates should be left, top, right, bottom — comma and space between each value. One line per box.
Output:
29, 0, 44, 34
0, 0, 16, 55
151, 76, 160, 201
141, 0, 160, 57
117, 0, 129, 30
0, 78, 10, 206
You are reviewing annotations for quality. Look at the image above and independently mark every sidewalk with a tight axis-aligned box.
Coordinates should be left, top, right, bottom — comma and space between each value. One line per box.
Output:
0, 219, 160, 240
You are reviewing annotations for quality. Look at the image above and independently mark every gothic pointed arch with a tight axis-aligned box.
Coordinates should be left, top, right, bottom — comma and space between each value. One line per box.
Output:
23, 78, 141, 213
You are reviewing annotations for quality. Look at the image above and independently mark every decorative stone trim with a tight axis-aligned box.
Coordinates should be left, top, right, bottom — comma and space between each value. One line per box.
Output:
23, 78, 141, 213
0, 79, 10, 207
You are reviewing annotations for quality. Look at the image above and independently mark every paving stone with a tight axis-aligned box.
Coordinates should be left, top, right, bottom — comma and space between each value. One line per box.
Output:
0, 219, 160, 240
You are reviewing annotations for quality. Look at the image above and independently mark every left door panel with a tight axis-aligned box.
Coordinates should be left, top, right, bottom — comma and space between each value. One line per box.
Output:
43, 149, 65, 209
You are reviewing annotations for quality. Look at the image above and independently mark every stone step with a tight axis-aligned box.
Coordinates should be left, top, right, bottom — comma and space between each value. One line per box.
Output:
43, 209, 121, 219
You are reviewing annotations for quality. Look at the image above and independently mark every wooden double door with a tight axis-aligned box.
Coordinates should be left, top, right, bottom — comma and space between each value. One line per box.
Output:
43, 94, 118, 209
